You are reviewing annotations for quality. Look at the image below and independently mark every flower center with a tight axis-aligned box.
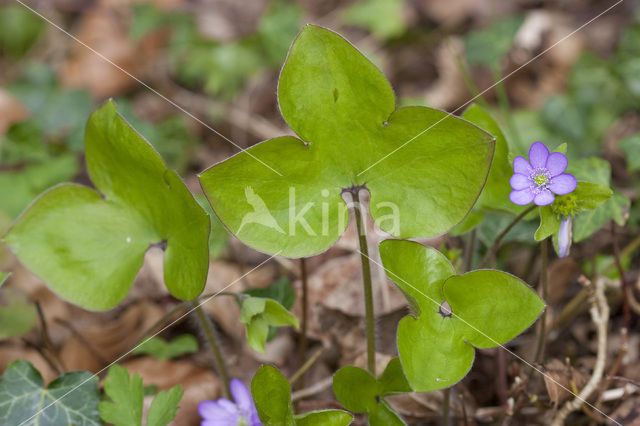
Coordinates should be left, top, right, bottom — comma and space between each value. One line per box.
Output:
534, 173, 548, 186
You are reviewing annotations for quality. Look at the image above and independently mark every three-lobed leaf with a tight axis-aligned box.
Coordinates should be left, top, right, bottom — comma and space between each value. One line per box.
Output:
252, 365, 352, 426
380, 239, 544, 391
3, 100, 210, 310
0, 360, 100, 425
199, 25, 494, 258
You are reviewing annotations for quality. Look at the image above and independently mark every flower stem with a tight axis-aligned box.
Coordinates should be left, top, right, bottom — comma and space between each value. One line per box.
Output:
193, 303, 231, 398
297, 257, 309, 390
479, 205, 536, 269
442, 388, 450, 426
290, 348, 324, 386
352, 189, 376, 375
534, 238, 549, 364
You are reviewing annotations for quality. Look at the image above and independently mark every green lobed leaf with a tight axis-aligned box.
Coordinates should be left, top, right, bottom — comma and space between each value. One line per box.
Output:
99, 365, 144, 426
132, 335, 199, 360
199, 25, 494, 258
535, 206, 560, 242
240, 297, 298, 353
252, 365, 352, 426
0, 360, 100, 425
380, 239, 544, 391
146, 386, 183, 426
99, 364, 182, 426
333, 358, 408, 425
3, 100, 210, 310
573, 191, 630, 242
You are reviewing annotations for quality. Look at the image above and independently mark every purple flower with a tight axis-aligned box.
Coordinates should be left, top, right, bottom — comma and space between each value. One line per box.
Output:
509, 142, 577, 206
557, 216, 572, 258
198, 379, 262, 426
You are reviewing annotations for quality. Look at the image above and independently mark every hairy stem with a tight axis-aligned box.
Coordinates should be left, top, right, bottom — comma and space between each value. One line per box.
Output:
193, 303, 231, 398
353, 189, 376, 375
479, 205, 536, 268
534, 239, 549, 364
290, 348, 324, 386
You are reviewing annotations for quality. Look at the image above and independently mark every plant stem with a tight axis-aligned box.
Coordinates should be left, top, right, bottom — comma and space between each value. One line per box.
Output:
534, 239, 549, 364
297, 257, 309, 389
290, 348, 324, 386
463, 229, 476, 272
442, 388, 450, 426
352, 189, 376, 375
479, 205, 536, 268
193, 303, 231, 398
611, 222, 631, 328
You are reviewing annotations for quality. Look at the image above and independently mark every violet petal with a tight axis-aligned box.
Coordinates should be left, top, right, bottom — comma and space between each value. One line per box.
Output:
509, 188, 534, 205
529, 142, 549, 169
534, 189, 555, 206
230, 379, 253, 412
513, 156, 532, 175
558, 217, 572, 258
510, 173, 530, 190
545, 152, 568, 176
548, 174, 577, 195
198, 401, 237, 419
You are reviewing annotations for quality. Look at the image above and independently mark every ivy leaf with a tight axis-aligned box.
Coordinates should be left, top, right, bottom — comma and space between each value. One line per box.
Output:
132, 335, 198, 360
333, 358, 410, 425
239, 297, 298, 353
252, 365, 352, 426
380, 239, 544, 391
0, 360, 100, 425
99, 364, 183, 426
3, 100, 210, 310
199, 25, 494, 258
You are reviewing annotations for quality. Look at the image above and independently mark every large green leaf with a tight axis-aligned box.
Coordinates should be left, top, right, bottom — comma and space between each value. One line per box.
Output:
0, 360, 100, 425
333, 358, 409, 425
380, 239, 544, 392
252, 365, 352, 426
199, 25, 494, 258
3, 101, 210, 310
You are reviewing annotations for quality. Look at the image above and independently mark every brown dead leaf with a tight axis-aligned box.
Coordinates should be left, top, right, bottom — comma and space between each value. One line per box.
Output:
60, 5, 163, 99
0, 89, 29, 136
59, 301, 164, 372
0, 344, 58, 384
547, 258, 580, 305
609, 396, 640, 426
543, 358, 588, 406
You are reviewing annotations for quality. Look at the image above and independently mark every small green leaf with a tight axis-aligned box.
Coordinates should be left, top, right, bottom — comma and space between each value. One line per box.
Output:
132, 335, 198, 360
465, 16, 524, 68
239, 297, 298, 353
252, 365, 352, 426
200, 25, 494, 258
244, 277, 296, 309
4, 100, 210, 310
572, 182, 613, 211
0, 360, 100, 425
333, 358, 409, 425
342, 0, 405, 40
380, 240, 544, 392
252, 365, 295, 425
99, 365, 143, 426
146, 386, 183, 426
294, 410, 353, 426
619, 133, 640, 172
535, 206, 561, 242
99, 364, 182, 426
0, 289, 37, 339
